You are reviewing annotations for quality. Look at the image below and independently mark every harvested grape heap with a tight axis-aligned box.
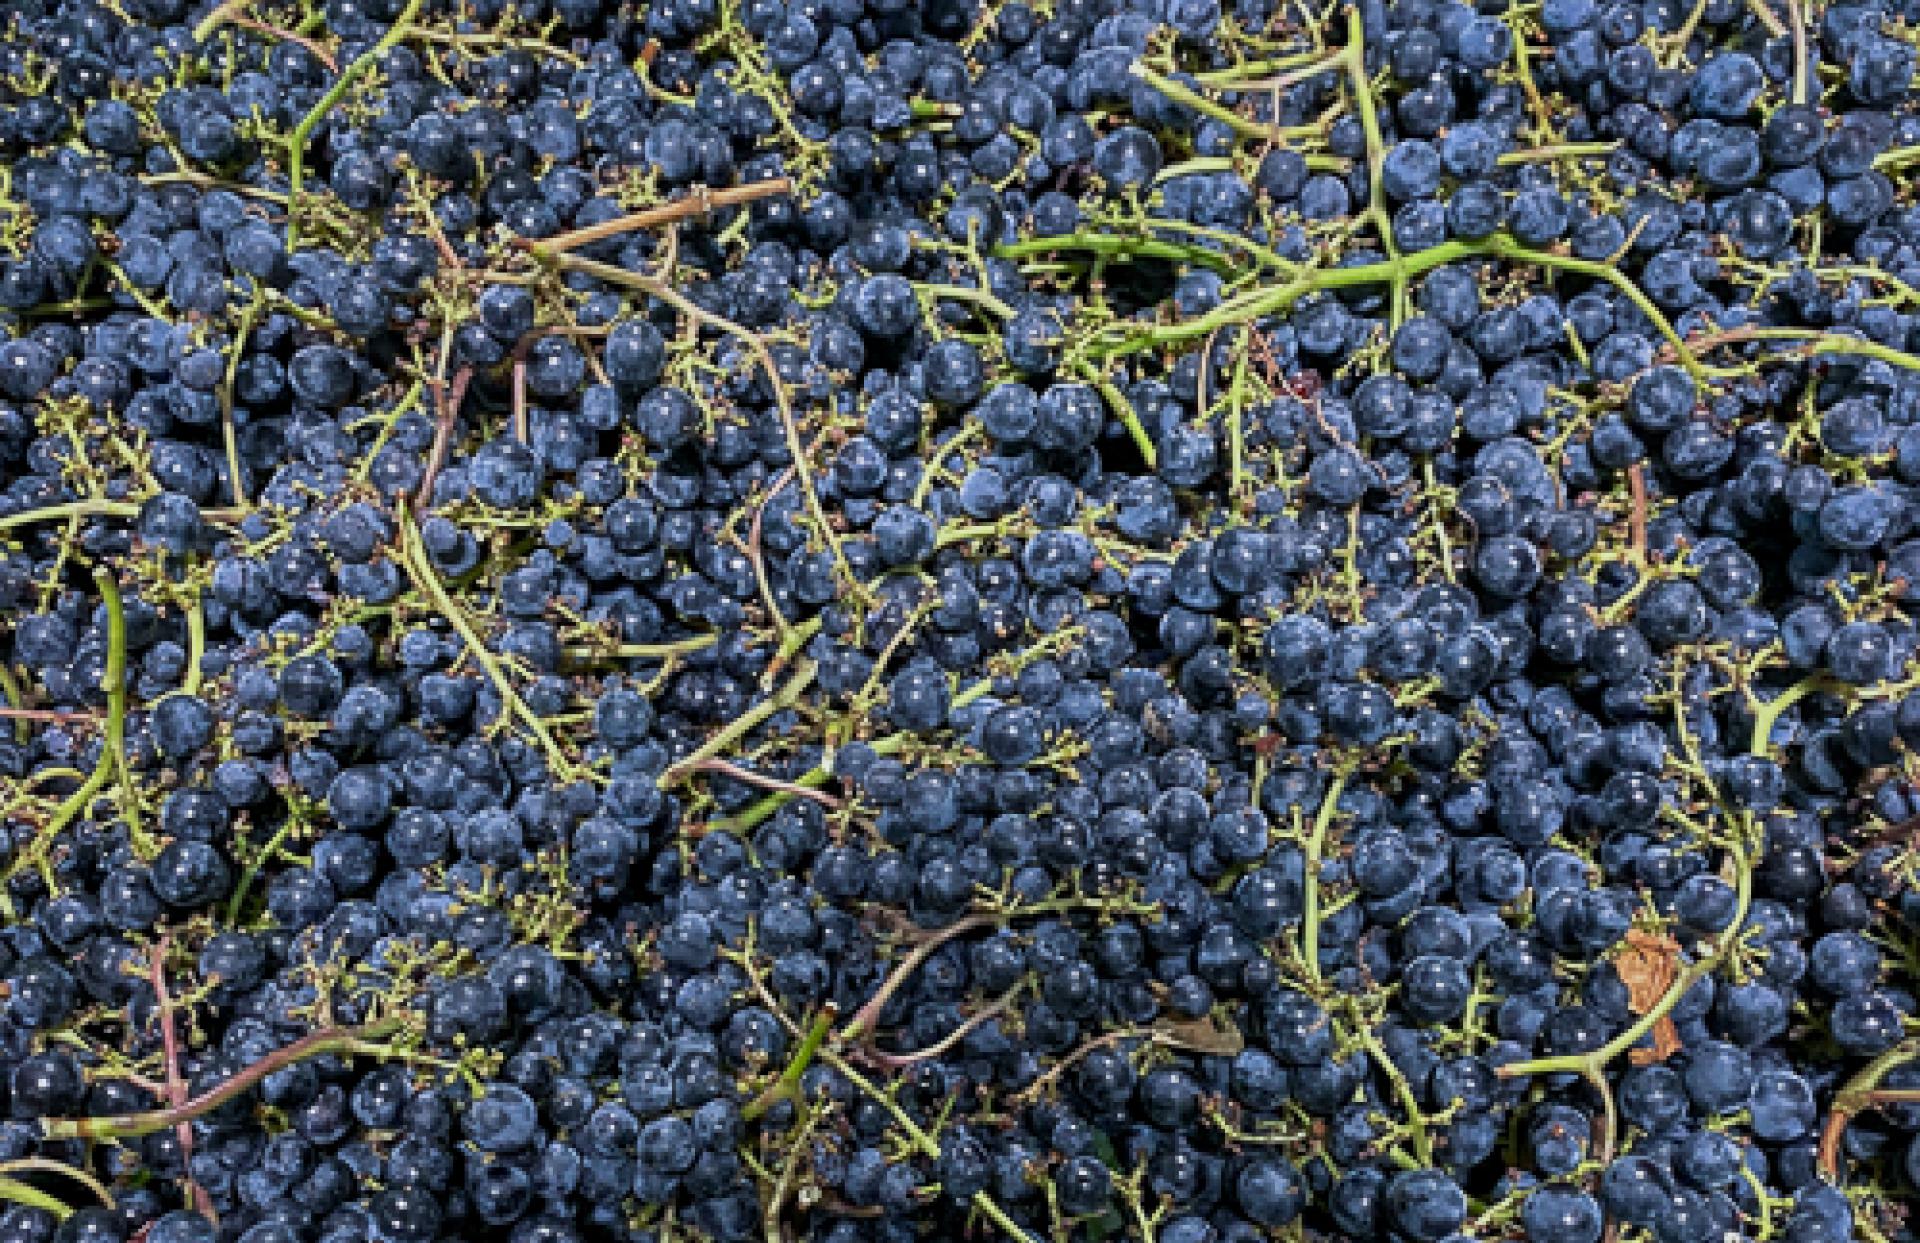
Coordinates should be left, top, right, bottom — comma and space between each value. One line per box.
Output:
7, 0, 1920, 1240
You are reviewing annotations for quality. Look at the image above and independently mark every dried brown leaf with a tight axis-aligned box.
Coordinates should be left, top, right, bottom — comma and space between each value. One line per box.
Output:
1616, 928, 1684, 1065
1152, 1015, 1246, 1056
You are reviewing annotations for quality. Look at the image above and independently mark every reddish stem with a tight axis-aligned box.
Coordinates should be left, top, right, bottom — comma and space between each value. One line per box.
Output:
689, 758, 843, 809
415, 365, 472, 512
839, 914, 995, 1044
1816, 1039, 1920, 1183
40, 1022, 401, 1141
148, 934, 216, 1221
1625, 464, 1648, 569
511, 353, 529, 444
861, 986, 1021, 1071
0, 707, 100, 722
227, 15, 338, 70
745, 468, 793, 633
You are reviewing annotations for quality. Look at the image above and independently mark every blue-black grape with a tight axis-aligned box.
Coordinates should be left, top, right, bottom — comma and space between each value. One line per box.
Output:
3, 1, 1920, 1241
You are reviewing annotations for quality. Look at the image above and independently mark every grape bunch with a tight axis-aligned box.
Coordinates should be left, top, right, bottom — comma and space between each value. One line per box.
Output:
3, 0, 1920, 1241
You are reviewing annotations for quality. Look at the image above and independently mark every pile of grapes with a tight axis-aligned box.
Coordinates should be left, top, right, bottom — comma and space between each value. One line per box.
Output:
3, 0, 1920, 1240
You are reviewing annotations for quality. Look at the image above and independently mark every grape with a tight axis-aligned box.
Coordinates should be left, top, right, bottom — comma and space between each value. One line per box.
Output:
4, 1, 1920, 1240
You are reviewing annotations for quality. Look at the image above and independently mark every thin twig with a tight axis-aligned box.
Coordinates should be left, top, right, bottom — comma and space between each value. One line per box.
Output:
1626, 464, 1649, 568
1818, 1038, 1920, 1182
0, 708, 100, 723
40, 1021, 405, 1140
861, 985, 1024, 1070
689, 758, 844, 809
518, 242, 870, 608
839, 896, 1151, 1046
147, 933, 216, 1222
511, 350, 529, 444
535, 180, 793, 254
284, 0, 426, 251
745, 469, 794, 645
414, 365, 472, 512
228, 14, 339, 70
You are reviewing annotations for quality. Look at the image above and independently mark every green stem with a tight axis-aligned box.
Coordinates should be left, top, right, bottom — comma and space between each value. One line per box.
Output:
1087, 371, 1159, 468
741, 1004, 838, 1121
918, 282, 1014, 319
1194, 48, 1340, 86
1748, 326, 1920, 374
1301, 765, 1353, 986
0, 1178, 71, 1220
1818, 1036, 1920, 1182
1748, 674, 1840, 756
710, 733, 907, 836
395, 512, 577, 779
531, 247, 868, 609
228, 810, 302, 925
0, 500, 141, 533
815, 1044, 1039, 1242
1496, 141, 1619, 165
1128, 61, 1342, 172
353, 379, 426, 484
1492, 237, 1706, 378
560, 634, 719, 663
0, 1159, 113, 1210
181, 592, 206, 698
1354, 1018, 1432, 1166
1138, 218, 1304, 274
285, 0, 427, 251
1083, 231, 1712, 378
997, 233, 1244, 275
0, 663, 30, 744
912, 424, 983, 508
731, 944, 1039, 1241
192, 0, 243, 41
657, 660, 817, 790
1497, 833, 1752, 1085
1877, 144, 1920, 171
219, 294, 261, 509
2, 570, 127, 897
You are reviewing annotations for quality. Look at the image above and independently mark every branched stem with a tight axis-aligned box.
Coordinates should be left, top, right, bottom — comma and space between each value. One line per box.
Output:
522, 245, 869, 608
1748, 675, 1840, 757
284, 0, 427, 251
148, 933, 215, 1220
396, 512, 578, 780
40, 1021, 406, 1140
1817, 1037, 1920, 1183
815, 1045, 1040, 1242
741, 1004, 837, 1121
2, 569, 128, 903
657, 660, 818, 790
839, 896, 1151, 1045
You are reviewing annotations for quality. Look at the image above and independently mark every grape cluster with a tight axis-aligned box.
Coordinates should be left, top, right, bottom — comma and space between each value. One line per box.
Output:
2, 0, 1920, 1241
